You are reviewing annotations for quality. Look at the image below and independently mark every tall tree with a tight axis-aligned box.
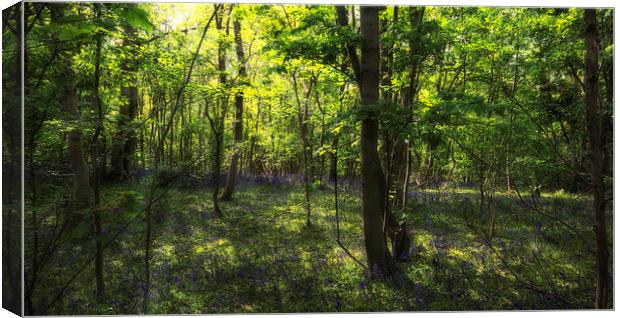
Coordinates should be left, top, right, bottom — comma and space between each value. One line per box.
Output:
111, 21, 139, 180
584, 8, 609, 309
206, 4, 231, 217
221, 12, 246, 201
359, 6, 394, 278
90, 3, 105, 299
336, 5, 361, 82
51, 5, 92, 220
291, 72, 314, 227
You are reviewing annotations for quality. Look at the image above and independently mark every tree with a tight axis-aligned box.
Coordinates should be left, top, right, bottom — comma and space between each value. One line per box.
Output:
291, 71, 314, 227
221, 11, 247, 201
584, 8, 609, 309
359, 6, 394, 278
111, 22, 139, 180
206, 4, 231, 217
51, 4, 92, 223
90, 3, 106, 299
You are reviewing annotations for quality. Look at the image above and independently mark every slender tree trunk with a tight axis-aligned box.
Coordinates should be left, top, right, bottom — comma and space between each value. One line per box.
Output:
386, 6, 422, 260
316, 91, 326, 185
584, 9, 609, 309
506, 45, 518, 191
360, 6, 394, 278
143, 200, 152, 313
62, 80, 91, 212
90, 7, 105, 298
111, 24, 138, 180
292, 74, 313, 226
336, 6, 361, 81
208, 4, 230, 217
221, 16, 246, 201
402, 147, 411, 208
50, 6, 91, 218
330, 85, 344, 183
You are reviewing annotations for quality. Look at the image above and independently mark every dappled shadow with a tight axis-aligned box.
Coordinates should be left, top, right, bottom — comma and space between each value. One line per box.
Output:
33, 183, 606, 314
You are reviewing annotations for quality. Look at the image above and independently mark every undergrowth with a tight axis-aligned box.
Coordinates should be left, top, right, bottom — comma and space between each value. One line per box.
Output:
29, 182, 611, 314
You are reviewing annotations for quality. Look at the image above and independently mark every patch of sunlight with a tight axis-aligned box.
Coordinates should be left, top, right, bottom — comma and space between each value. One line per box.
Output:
555, 262, 577, 275
158, 244, 175, 257
193, 238, 229, 254
414, 231, 434, 252
555, 279, 574, 289
110, 259, 124, 268
544, 188, 584, 200
495, 268, 512, 280
406, 264, 433, 286
447, 247, 468, 260
526, 240, 540, 252
299, 249, 314, 270
421, 188, 479, 195
241, 304, 254, 312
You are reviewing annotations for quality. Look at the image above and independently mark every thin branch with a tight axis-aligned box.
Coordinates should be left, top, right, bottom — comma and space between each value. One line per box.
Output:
462, 207, 574, 308
333, 145, 368, 271
445, 132, 595, 256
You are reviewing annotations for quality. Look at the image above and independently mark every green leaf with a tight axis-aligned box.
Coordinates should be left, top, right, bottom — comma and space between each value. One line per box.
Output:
117, 6, 154, 32
44, 20, 97, 41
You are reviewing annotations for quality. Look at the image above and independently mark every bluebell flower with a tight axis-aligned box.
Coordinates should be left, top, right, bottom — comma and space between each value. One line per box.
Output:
358, 281, 366, 290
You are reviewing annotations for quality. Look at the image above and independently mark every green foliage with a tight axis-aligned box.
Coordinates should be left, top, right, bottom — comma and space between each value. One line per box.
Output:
115, 5, 155, 32
41, 14, 100, 42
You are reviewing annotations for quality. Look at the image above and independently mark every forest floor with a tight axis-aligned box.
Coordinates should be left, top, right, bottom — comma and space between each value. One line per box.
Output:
38, 179, 611, 314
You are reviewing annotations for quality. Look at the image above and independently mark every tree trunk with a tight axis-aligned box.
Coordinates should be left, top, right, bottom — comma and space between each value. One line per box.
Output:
292, 73, 313, 227
89, 6, 105, 298
208, 4, 230, 217
221, 16, 246, 201
111, 24, 139, 180
387, 6, 422, 260
336, 6, 361, 82
51, 6, 91, 217
584, 9, 609, 309
360, 6, 394, 278
143, 198, 152, 313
